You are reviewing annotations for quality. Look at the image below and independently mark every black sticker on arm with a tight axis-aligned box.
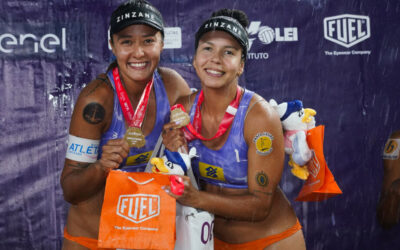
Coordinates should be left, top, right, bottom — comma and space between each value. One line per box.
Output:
83, 102, 105, 124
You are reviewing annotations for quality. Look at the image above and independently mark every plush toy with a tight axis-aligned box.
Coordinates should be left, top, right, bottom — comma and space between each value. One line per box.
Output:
151, 147, 197, 195
269, 99, 317, 180
151, 147, 197, 176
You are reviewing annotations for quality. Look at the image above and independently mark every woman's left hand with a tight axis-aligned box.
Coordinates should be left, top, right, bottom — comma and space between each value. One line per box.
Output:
163, 175, 199, 207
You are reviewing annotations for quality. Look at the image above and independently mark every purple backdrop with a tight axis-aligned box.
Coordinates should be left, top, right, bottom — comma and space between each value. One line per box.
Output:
1, 0, 399, 249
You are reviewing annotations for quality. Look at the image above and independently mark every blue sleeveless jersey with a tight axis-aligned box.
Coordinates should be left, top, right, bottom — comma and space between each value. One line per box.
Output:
97, 69, 170, 172
188, 89, 254, 189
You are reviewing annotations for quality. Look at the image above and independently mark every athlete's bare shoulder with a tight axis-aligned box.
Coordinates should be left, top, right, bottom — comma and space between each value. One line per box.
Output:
244, 92, 283, 144
157, 67, 191, 105
69, 73, 115, 136
246, 93, 279, 123
176, 90, 198, 112
79, 73, 114, 101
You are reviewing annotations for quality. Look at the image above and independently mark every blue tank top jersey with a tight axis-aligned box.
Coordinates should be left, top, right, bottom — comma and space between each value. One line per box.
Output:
97, 69, 170, 172
188, 89, 254, 189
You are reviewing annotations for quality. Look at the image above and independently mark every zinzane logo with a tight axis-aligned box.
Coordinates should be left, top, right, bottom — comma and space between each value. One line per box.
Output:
117, 194, 160, 223
324, 14, 370, 48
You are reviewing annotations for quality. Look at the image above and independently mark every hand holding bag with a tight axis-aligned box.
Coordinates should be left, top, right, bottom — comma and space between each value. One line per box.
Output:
170, 152, 214, 250
145, 135, 215, 249
144, 134, 215, 249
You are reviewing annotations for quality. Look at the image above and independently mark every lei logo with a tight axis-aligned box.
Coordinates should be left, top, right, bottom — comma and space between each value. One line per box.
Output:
245, 21, 298, 60
247, 21, 298, 50
0, 28, 66, 54
324, 14, 370, 48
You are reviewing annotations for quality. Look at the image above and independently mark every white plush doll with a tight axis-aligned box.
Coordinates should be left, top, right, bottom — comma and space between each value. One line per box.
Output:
269, 99, 317, 180
151, 147, 197, 176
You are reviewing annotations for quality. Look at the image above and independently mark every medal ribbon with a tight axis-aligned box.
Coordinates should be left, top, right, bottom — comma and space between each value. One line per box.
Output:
112, 67, 153, 128
172, 86, 241, 141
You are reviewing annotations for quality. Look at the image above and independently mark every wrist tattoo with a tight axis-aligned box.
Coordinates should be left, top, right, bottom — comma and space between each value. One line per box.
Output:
254, 190, 273, 196
83, 102, 105, 124
67, 162, 90, 168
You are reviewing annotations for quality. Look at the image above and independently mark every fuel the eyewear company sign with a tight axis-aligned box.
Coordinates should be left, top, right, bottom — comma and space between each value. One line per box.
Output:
324, 14, 370, 48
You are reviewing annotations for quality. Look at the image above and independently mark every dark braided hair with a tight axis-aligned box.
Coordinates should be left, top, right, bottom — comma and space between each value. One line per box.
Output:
211, 8, 249, 30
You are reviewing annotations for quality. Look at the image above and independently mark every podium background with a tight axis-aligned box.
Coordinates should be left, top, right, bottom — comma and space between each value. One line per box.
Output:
0, 0, 399, 249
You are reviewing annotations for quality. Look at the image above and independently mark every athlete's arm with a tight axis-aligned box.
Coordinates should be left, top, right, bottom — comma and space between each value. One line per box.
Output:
60, 76, 129, 205
158, 67, 191, 106
377, 131, 400, 228
167, 95, 285, 221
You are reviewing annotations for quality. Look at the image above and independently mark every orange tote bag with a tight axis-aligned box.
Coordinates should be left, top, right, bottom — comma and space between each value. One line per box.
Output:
295, 125, 342, 202
98, 170, 176, 250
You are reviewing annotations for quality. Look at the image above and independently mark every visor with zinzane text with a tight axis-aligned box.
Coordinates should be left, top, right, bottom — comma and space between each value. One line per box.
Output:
109, 1, 164, 37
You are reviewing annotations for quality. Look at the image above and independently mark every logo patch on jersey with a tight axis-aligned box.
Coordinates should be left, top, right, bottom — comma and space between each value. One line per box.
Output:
253, 132, 274, 155
126, 151, 152, 166
199, 162, 225, 181
383, 139, 400, 160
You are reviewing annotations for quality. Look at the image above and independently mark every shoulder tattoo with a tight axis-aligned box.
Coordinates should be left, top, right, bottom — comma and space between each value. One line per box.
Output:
255, 171, 269, 187
96, 77, 113, 90
84, 77, 113, 97
83, 102, 105, 124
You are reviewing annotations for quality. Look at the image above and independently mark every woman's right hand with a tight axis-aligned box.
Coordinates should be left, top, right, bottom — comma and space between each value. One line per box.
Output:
98, 138, 130, 172
162, 122, 188, 152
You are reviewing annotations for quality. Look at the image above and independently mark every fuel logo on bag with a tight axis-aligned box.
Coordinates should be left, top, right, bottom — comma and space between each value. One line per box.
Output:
116, 194, 160, 223
308, 150, 321, 178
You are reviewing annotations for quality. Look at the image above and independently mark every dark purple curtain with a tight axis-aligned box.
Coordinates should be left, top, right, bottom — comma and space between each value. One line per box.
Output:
0, 0, 399, 249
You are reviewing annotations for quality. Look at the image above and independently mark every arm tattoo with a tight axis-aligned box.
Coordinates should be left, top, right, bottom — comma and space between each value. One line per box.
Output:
83, 102, 105, 124
255, 171, 269, 187
254, 190, 273, 196
67, 162, 90, 168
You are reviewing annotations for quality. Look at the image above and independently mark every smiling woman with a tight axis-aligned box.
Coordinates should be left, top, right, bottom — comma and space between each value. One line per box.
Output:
59, 0, 191, 249
110, 24, 163, 87
161, 8, 306, 250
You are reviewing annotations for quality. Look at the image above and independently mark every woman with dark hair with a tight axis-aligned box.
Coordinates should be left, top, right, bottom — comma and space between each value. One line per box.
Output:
162, 8, 306, 249
60, 0, 190, 249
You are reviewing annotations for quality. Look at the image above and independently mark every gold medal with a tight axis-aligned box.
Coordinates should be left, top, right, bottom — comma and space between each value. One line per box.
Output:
170, 108, 190, 128
124, 126, 146, 148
